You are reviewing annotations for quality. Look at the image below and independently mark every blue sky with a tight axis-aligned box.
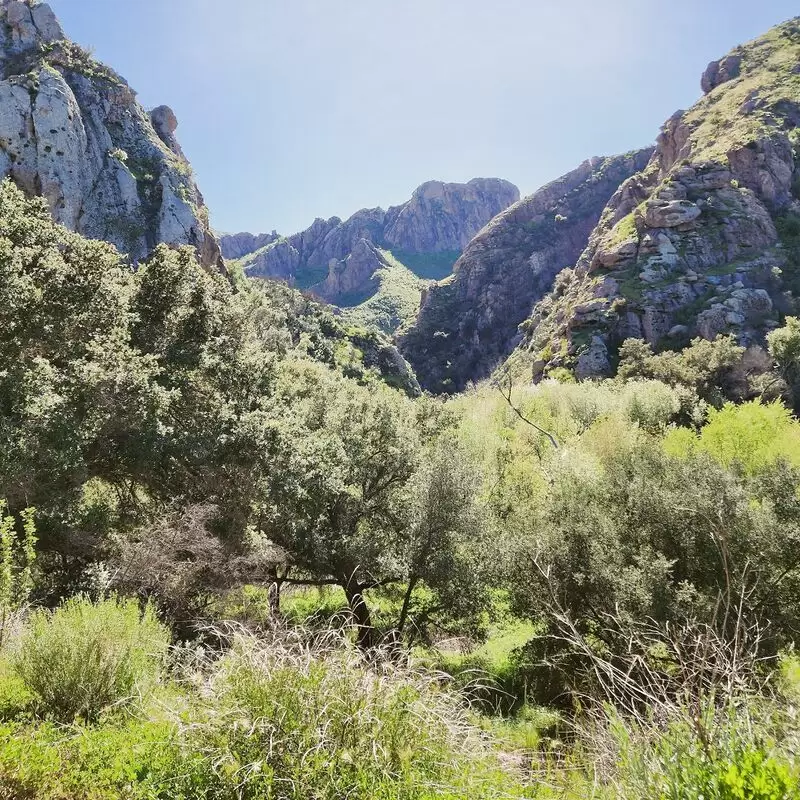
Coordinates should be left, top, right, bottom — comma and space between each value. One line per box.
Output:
48, 0, 799, 236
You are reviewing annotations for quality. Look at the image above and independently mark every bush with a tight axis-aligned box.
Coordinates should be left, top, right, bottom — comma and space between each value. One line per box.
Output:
612, 709, 798, 800
619, 379, 681, 433
14, 596, 169, 721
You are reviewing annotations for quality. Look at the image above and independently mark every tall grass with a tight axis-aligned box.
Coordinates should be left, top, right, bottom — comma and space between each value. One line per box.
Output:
181, 624, 525, 799
0, 602, 530, 799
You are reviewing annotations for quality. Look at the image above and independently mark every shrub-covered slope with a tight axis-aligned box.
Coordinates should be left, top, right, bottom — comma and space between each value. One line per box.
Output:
398, 151, 653, 393
507, 17, 800, 381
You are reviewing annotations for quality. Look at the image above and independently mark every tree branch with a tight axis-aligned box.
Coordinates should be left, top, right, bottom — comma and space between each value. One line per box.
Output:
496, 378, 559, 449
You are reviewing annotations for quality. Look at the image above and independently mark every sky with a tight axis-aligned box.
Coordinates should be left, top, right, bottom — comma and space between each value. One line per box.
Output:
47, 0, 799, 236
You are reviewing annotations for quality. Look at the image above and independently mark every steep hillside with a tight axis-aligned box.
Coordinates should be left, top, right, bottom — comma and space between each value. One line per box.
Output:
0, 0, 222, 268
221, 178, 519, 324
507, 17, 800, 381
398, 151, 652, 392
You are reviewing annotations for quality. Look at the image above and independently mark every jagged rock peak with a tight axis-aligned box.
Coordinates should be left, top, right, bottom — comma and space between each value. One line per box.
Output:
505, 16, 800, 382
0, 0, 223, 270
227, 177, 520, 306
1, 0, 63, 54
384, 178, 520, 253
220, 230, 281, 260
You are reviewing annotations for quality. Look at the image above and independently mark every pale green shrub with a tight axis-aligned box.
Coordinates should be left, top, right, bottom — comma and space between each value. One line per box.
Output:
14, 595, 169, 721
619, 379, 681, 433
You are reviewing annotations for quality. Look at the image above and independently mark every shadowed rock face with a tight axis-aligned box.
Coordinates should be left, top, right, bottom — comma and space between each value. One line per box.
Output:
503, 16, 800, 383
0, 0, 223, 269
220, 178, 519, 303
397, 151, 653, 393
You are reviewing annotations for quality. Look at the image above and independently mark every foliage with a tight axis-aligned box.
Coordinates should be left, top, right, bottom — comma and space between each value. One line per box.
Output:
664, 399, 800, 475
0, 606, 530, 799
617, 335, 749, 411
14, 596, 170, 721
258, 360, 488, 646
343, 249, 426, 334
768, 316, 800, 409
0, 502, 36, 625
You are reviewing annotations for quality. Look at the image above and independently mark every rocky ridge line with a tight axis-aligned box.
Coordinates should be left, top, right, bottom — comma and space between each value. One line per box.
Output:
398, 151, 653, 393
0, 0, 222, 269
507, 16, 800, 381
221, 178, 520, 303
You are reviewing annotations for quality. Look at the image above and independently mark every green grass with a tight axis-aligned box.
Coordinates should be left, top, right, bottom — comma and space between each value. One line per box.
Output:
343, 249, 426, 334
0, 601, 533, 799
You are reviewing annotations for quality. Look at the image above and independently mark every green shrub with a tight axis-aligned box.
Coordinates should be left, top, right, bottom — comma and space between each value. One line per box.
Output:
613, 711, 799, 800
14, 596, 170, 721
664, 399, 800, 475
619, 379, 681, 433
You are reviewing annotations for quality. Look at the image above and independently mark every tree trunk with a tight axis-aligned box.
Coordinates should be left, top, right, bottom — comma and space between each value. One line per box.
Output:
396, 575, 419, 637
343, 582, 375, 650
268, 579, 283, 617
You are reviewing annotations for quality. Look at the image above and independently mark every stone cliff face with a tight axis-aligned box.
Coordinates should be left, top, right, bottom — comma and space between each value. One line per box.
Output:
398, 152, 652, 392
219, 231, 279, 261
0, 0, 222, 269
225, 178, 519, 304
506, 17, 800, 382
382, 178, 520, 253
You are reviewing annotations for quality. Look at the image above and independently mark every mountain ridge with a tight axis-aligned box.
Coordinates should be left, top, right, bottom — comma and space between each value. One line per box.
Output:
398, 151, 653, 392
503, 16, 800, 382
221, 178, 520, 308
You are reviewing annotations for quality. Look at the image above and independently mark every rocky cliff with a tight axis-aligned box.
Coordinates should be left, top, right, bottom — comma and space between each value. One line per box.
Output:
224, 178, 519, 308
220, 231, 279, 260
398, 152, 652, 392
505, 17, 800, 382
0, 0, 222, 269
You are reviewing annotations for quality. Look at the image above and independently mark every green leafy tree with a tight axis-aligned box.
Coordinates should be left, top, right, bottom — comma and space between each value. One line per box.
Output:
617, 335, 748, 410
767, 316, 800, 409
258, 360, 485, 647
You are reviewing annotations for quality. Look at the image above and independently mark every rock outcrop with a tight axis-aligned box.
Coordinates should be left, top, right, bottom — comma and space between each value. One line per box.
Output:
220, 231, 280, 260
397, 151, 653, 392
227, 178, 519, 304
507, 16, 800, 381
382, 178, 519, 253
0, 0, 222, 269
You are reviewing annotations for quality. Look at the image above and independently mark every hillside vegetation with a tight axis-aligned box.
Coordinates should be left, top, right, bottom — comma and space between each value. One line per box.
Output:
2, 168, 800, 794
1, 4, 800, 799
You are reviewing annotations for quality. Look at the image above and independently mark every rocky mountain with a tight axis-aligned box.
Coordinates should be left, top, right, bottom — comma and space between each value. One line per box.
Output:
504, 17, 800, 382
0, 0, 222, 269
398, 151, 653, 392
219, 230, 279, 260
221, 178, 520, 311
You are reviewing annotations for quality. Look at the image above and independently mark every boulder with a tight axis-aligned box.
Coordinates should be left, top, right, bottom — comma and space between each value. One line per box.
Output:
701, 54, 742, 94
644, 199, 702, 228
697, 307, 729, 340
575, 336, 611, 379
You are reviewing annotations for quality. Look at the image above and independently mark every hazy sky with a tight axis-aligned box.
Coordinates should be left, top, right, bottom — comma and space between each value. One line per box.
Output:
48, 1, 798, 236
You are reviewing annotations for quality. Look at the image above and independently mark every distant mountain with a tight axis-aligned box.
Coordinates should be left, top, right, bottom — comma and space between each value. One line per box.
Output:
221, 178, 519, 332
505, 16, 800, 382
398, 152, 652, 392
0, 0, 223, 269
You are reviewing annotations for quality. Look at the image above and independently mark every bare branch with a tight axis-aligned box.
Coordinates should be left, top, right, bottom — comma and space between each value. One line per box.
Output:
496, 377, 559, 449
